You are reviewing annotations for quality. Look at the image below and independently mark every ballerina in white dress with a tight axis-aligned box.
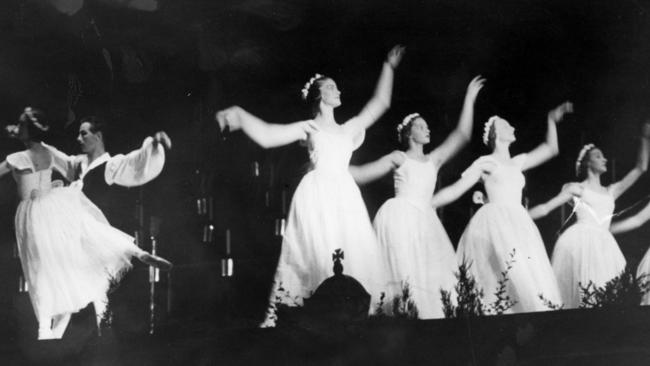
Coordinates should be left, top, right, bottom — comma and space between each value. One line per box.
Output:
349, 76, 485, 318
430, 102, 573, 313
1, 108, 172, 340
610, 193, 650, 305
216, 46, 405, 326
529, 126, 650, 308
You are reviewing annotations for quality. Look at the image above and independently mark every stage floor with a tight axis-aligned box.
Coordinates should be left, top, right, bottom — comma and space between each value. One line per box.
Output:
3, 304, 650, 365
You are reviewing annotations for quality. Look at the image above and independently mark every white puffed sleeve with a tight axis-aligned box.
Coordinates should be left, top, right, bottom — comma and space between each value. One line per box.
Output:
104, 137, 166, 187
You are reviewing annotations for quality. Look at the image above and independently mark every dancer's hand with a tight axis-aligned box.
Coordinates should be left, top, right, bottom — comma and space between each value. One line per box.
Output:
153, 131, 172, 150
466, 75, 486, 100
5, 124, 19, 138
548, 101, 573, 124
386, 45, 405, 69
216, 106, 243, 132
472, 190, 487, 205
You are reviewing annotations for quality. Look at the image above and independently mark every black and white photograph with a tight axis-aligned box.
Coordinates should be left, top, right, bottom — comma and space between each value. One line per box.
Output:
2, 0, 650, 364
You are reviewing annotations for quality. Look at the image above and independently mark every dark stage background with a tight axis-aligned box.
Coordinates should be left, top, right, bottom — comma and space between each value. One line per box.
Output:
1, 0, 650, 339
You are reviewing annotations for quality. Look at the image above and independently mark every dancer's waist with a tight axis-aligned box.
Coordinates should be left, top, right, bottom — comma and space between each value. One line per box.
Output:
18, 181, 66, 201
393, 193, 431, 209
483, 200, 524, 208
573, 219, 611, 230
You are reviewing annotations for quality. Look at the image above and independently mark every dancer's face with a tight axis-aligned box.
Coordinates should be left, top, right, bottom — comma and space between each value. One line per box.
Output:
318, 78, 342, 108
408, 118, 430, 144
586, 148, 607, 174
494, 118, 516, 143
77, 122, 103, 154
16, 120, 30, 142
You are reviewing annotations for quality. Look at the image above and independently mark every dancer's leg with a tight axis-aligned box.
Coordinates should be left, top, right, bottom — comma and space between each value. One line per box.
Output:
137, 252, 173, 270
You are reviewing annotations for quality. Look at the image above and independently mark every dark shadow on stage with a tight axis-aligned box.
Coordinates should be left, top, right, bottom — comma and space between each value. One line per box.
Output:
4, 298, 650, 365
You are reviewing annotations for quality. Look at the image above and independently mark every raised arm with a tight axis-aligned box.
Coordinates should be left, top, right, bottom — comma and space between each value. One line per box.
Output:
349, 150, 405, 185
430, 173, 481, 209
430, 157, 494, 208
429, 76, 485, 166
216, 106, 317, 149
105, 133, 169, 187
521, 101, 573, 172
528, 183, 583, 220
343, 45, 405, 137
609, 123, 650, 199
41, 143, 83, 181
610, 201, 650, 234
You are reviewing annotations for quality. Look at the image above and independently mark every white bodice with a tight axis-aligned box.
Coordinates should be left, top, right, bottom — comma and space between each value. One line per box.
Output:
484, 160, 525, 205
573, 187, 615, 228
6, 150, 59, 201
467, 154, 527, 206
14, 170, 56, 200
308, 130, 358, 172
393, 155, 438, 207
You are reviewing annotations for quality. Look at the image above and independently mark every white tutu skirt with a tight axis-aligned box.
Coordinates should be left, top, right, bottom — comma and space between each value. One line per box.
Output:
373, 198, 457, 319
457, 203, 561, 313
15, 186, 141, 323
552, 224, 626, 308
270, 169, 385, 309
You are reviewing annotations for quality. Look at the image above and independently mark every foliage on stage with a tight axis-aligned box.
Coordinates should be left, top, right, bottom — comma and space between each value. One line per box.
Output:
538, 294, 563, 310
442, 249, 517, 318
488, 249, 518, 314
269, 282, 305, 325
441, 260, 485, 317
273, 282, 305, 307
374, 292, 386, 317
372, 281, 419, 319
392, 282, 419, 319
579, 268, 650, 308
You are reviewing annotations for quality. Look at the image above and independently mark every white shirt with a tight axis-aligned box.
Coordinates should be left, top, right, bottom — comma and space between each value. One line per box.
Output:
43, 136, 166, 189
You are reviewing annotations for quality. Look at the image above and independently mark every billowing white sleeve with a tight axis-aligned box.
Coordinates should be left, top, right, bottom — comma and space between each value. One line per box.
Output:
105, 137, 166, 187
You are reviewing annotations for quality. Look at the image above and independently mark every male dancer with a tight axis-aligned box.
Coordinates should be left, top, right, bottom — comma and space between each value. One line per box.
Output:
44, 115, 172, 337
73, 116, 171, 232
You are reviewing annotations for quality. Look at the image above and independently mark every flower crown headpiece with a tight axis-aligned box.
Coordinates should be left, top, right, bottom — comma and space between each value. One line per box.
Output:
575, 143, 596, 176
482, 116, 500, 146
22, 107, 49, 132
396, 113, 420, 141
301, 73, 323, 100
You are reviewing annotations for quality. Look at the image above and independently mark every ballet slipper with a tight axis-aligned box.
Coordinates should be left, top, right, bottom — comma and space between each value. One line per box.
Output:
138, 253, 173, 271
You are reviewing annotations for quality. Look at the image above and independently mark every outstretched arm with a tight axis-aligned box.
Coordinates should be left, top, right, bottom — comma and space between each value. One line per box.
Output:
216, 106, 318, 149
611, 201, 650, 234
349, 150, 404, 185
521, 101, 573, 172
528, 183, 583, 220
41, 143, 83, 181
430, 158, 494, 208
343, 45, 405, 137
430, 174, 481, 209
105, 133, 171, 187
609, 123, 650, 199
429, 76, 485, 166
